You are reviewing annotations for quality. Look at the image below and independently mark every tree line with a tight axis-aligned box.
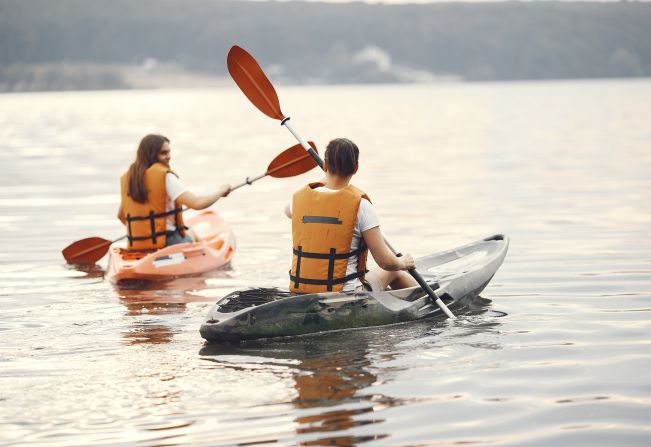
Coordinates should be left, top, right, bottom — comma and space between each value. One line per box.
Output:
1, 0, 650, 91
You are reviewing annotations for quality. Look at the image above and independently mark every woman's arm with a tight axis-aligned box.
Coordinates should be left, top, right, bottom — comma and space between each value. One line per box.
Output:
175, 184, 231, 210
362, 226, 415, 271
117, 205, 126, 225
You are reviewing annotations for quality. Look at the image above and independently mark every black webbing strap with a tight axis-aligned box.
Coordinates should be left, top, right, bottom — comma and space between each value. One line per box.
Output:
126, 213, 133, 242
327, 248, 337, 291
125, 207, 184, 244
292, 246, 362, 260
125, 207, 182, 222
128, 230, 168, 242
291, 245, 366, 290
149, 211, 156, 244
289, 270, 364, 287
294, 246, 302, 288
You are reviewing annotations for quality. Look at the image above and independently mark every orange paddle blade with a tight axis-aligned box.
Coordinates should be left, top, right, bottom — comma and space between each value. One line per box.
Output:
62, 237, 112, 264
227, 45, 285, 120
267, 142, 319, 178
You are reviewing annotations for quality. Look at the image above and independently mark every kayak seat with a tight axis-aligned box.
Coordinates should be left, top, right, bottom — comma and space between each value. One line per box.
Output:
118, 247, 153, 261
388, 281, 441, 302
208, 239, 225, 251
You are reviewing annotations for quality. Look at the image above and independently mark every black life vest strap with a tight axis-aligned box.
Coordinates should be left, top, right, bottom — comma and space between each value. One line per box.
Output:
289, 270, 365, 289
294, 246, 303, 289
127, 230, 169, 242
125, 207, 184, 245
291, 246, 365, 291
292, 246, 363, 260
125, 207, 182, 222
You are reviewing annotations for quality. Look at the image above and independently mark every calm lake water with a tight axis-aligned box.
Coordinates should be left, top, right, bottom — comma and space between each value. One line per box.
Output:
1, 79, 650, 446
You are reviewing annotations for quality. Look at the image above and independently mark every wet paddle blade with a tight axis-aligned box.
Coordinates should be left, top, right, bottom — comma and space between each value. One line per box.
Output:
227, 45, 285, 120
267, 142, 319, 178
62, 237, 112, 264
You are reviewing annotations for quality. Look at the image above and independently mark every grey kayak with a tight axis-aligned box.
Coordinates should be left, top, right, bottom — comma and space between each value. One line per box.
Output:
200, 234, 509, 342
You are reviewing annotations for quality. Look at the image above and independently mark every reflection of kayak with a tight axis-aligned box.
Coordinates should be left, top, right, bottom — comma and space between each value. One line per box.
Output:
200, 234, 508, 342
107, 210, 236, 283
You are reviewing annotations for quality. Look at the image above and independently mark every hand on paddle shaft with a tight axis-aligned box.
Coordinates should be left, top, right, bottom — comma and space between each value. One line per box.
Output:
227, 45, 456, 319
61, 143, 319, 265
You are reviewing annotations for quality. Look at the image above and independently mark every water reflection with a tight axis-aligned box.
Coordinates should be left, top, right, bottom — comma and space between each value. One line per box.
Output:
198, 295, 501, 444
201, 333, 396, 444
2, 81, 649, 446
64, 261, 106, 280
114, 273, 229, 345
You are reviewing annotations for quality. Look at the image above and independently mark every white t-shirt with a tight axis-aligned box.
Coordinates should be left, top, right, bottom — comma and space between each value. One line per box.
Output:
165, 173, 188, 231
289, 186, 380, 291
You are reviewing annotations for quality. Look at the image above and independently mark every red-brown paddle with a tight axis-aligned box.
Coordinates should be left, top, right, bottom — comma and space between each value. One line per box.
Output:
228, 46, 323, 170
231, 142, 318, 190
62, 143, 318, 265
227, 45, 456, 319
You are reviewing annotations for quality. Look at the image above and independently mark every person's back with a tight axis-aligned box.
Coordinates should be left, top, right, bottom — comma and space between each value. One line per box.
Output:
286, 138, 417, 294
290, 181, 371, 293
118, 134, 231, 249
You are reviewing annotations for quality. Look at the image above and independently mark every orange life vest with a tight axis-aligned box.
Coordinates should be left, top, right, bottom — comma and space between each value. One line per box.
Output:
120, 163, 185, 250
289, 182, 370, 293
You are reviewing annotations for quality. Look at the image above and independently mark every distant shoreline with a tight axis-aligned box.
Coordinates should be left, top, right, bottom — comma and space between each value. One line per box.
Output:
2, 0, 650, 92
2, 67, 650, 95
0, 62, 233, 93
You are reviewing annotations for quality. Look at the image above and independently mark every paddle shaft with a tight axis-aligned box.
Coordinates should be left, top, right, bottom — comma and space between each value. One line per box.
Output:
282, 118, 324, 170
64, 140, 320, 265
280, 118, 456, 319
231, 172, 267, 191
226, 45, 454, 317
231, 150, 313, 191
383, 240, 456, 320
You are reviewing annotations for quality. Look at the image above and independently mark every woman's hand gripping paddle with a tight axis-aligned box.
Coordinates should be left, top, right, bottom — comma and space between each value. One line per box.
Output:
227, 45, 456, 319
62, 143, 319, 265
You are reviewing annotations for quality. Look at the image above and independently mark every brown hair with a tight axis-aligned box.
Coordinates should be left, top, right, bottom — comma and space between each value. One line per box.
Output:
127, 134, 169, 203
324, 138, 359, 177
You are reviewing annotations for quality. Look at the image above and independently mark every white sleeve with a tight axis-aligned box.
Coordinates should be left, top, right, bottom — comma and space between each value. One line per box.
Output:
165, 173, 188, 202
358, 198, 380, 232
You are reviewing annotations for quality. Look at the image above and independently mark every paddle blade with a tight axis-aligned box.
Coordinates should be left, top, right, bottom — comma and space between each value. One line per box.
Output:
227, 45, 285, 120
267, 142, 319, 178
62, 237, 112, 264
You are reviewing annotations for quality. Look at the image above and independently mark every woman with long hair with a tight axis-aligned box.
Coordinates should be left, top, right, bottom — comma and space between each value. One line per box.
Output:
117, 134, 230, 249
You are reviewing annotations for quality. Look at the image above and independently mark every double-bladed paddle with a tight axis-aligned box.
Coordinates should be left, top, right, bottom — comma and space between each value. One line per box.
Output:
62, 143, 318, 265
227, 45, 456, 319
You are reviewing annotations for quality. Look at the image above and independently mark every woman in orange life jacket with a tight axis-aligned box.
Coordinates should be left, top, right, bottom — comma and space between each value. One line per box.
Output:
117, 134, 231, 250
285, 137, 417, 294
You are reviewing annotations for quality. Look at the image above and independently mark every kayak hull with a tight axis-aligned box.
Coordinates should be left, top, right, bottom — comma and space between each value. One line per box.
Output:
200, 234, 508, 342
107, 210, 235, 283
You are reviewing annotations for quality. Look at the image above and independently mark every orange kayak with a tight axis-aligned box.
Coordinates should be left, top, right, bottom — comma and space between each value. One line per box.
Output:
107, 210, 235, 282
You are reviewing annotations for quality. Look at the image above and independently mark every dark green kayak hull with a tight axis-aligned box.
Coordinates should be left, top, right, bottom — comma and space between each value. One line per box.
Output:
200, 234, 509, 342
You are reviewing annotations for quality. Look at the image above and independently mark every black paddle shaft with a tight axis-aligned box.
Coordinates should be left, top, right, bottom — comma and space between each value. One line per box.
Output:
396, 252, 443, 305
